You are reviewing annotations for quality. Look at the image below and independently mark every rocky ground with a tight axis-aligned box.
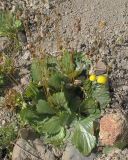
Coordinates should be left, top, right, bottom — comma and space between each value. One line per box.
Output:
0, 0, 128, 159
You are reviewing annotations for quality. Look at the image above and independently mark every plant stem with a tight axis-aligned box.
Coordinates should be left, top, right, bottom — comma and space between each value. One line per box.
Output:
6, 74, 19, 85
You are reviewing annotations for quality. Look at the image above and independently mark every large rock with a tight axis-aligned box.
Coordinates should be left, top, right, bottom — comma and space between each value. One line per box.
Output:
99, 111, 128, 146
12, 138, 55, 160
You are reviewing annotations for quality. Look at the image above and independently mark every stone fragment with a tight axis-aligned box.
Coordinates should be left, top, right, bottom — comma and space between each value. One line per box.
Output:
99, 111, 128, 146
62, 144, 96, 160
0, 37, 10, 52
95, 61, 107, 75
18, 31, 27, 44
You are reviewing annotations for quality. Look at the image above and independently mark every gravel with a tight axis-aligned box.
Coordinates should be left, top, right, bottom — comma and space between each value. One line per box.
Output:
96, 148, 128, 160
0, 0, 128, 159
0, 107, 17, 127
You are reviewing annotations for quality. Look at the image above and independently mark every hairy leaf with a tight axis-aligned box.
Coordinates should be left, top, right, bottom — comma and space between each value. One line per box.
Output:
20, 107, 39, 124
80, 97, 100, 115
83, 80, 92, 97
25, 82, 40, 99
60, 51, 75, 78
59, 111, 71, 126
93, 85, 110, 108
31, 58, 50, 86
48, 92, 70, 113
48, 73, 64, 90
45, 127, 66, 146
36, 99, 54, 114
39, 116, 62, 135
72, 117, 96, 155
31, 60, 43, 82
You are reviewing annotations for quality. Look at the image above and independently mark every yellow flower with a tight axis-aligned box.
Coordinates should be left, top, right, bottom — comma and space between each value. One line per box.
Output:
89, 74, 96, 81
97, 75, 107, 84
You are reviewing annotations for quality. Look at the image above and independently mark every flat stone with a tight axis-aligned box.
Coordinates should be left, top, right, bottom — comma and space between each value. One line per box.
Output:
18, 31, 27, 44
95, 61, 107, 75
62, 144, 96, 160
12, 138, 55, 160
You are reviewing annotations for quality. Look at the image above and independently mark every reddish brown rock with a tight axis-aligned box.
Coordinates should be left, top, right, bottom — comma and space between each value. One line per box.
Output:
99, 112, 128, 146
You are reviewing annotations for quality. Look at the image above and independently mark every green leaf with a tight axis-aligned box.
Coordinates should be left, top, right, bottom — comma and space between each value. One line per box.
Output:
25, 82, 40, 99
80, 117, 97, 133
0, 11, 23, 52
14, 20, 22, 29
72, 117, 96, 156
45, 127, 66, 146
31, 60, 42, 82
103, 146, 117, 155
80, 97, 100, 115
68, 70, 82, 79
31, 58, 50, 85
83, 80, 92, 97
93, 85, 110, 108
60, 51, 75, 77
37, 112, 70, 135
59, 111, 71, 126
0, 11, 16, 34
48, 73, 64, 90
0, 124, 17, 148
74, 52, 91, 71
36, 99, 54, 114
82, 98, 97, 109
20, 107, 39, 123
48, 92, 70, 113
38, 116, 62, 135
